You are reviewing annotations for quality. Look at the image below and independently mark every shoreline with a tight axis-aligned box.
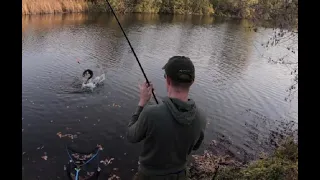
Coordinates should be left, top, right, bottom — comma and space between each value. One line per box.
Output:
22, 0, 224, 17
188, 137, 297, 180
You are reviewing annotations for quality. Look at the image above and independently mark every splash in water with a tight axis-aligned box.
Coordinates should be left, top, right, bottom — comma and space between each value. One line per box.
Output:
82, 73, 106, 91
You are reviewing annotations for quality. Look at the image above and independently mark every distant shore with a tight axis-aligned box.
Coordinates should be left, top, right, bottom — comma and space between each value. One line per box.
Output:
22, 0, 215, 16
23, 0, 105, 15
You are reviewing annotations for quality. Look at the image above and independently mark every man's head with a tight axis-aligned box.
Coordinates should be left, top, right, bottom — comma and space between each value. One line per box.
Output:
162, 56, 195, 93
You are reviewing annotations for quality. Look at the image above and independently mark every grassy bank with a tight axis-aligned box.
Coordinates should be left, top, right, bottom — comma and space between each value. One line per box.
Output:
188, 137, 298, 180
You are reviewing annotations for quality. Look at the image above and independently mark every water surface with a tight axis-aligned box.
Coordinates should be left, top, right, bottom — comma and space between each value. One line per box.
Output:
22, 13, 298, 180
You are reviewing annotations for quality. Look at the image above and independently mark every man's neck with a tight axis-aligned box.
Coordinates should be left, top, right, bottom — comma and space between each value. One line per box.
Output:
168, 90, 189, 102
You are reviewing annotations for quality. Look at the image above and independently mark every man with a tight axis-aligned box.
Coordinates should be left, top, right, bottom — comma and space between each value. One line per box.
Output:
127, 56, 207, 180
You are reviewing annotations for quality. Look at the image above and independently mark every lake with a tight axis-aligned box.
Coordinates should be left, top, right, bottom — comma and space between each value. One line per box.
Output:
22, 13, 298, 180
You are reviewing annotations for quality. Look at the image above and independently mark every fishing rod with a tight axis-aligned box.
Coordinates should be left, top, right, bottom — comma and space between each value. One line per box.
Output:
104, 0, 159, 104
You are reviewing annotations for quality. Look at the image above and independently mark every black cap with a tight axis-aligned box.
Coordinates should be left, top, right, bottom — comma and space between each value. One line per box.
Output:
162, 56, 195, 83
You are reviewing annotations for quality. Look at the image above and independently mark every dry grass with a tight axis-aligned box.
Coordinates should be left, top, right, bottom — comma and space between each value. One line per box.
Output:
22, 0, 94, 15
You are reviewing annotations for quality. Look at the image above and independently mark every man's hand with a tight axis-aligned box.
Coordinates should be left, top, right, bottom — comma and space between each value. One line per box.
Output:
138, 82, 153, 107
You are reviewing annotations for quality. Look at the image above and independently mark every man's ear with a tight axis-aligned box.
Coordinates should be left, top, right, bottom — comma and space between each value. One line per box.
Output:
166, 76, 172, 85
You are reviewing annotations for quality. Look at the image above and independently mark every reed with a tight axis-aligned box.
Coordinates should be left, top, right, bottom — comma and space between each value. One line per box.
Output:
22, 0, 106, 15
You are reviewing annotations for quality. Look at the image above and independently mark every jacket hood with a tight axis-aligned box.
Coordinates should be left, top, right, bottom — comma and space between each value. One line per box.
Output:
163, 97, 197, 125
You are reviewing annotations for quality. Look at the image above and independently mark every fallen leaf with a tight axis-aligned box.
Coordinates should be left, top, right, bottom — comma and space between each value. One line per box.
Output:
57, 132, 77, 139
57, 132, 62, 138
72, 153, 93, 161
41, 155, 48, 160
210, 140, 217, 146
100, 158, 114, 166
37, 145, 44, 150
87, 172, 94, 176
97, 144, 103, 150
72, 153, 80, 159
108, 174, 120, 180
113, 168, 119, 171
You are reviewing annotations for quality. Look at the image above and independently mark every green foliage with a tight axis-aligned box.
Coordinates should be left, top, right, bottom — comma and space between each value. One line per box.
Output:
88, 0, 108, 12
190, 0, 215, 15
215, 138, 298, 180
210, 0, 259, 18
107, 0, 126, 12
254, 0, 298, 29
23, 0, 297, 19
134, 0, 162, 13
132, 0, 214, 15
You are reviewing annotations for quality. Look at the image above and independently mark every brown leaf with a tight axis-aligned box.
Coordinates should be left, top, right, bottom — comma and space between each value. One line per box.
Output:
100, 157, 114, 166
57, 132, 77, 139
97, 144, 103, 150
108, 174, 120, 180
57, 132, 62, 138
37, 145, 44, 150
87, 172, 94, 176
210, 140, 217, 146
41, 155, 48, 160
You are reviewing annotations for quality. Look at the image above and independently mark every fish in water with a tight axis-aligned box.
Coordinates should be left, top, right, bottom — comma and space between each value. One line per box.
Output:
82, 69, 105, 90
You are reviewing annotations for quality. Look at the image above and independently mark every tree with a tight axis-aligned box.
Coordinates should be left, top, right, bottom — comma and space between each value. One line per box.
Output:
251, 0, 298, 101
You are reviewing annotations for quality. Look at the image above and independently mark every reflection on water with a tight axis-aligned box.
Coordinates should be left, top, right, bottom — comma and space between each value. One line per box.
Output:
22, 13, 297, 180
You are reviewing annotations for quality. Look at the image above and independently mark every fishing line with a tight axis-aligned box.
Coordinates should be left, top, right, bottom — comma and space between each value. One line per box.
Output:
104, 0, 159, 104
